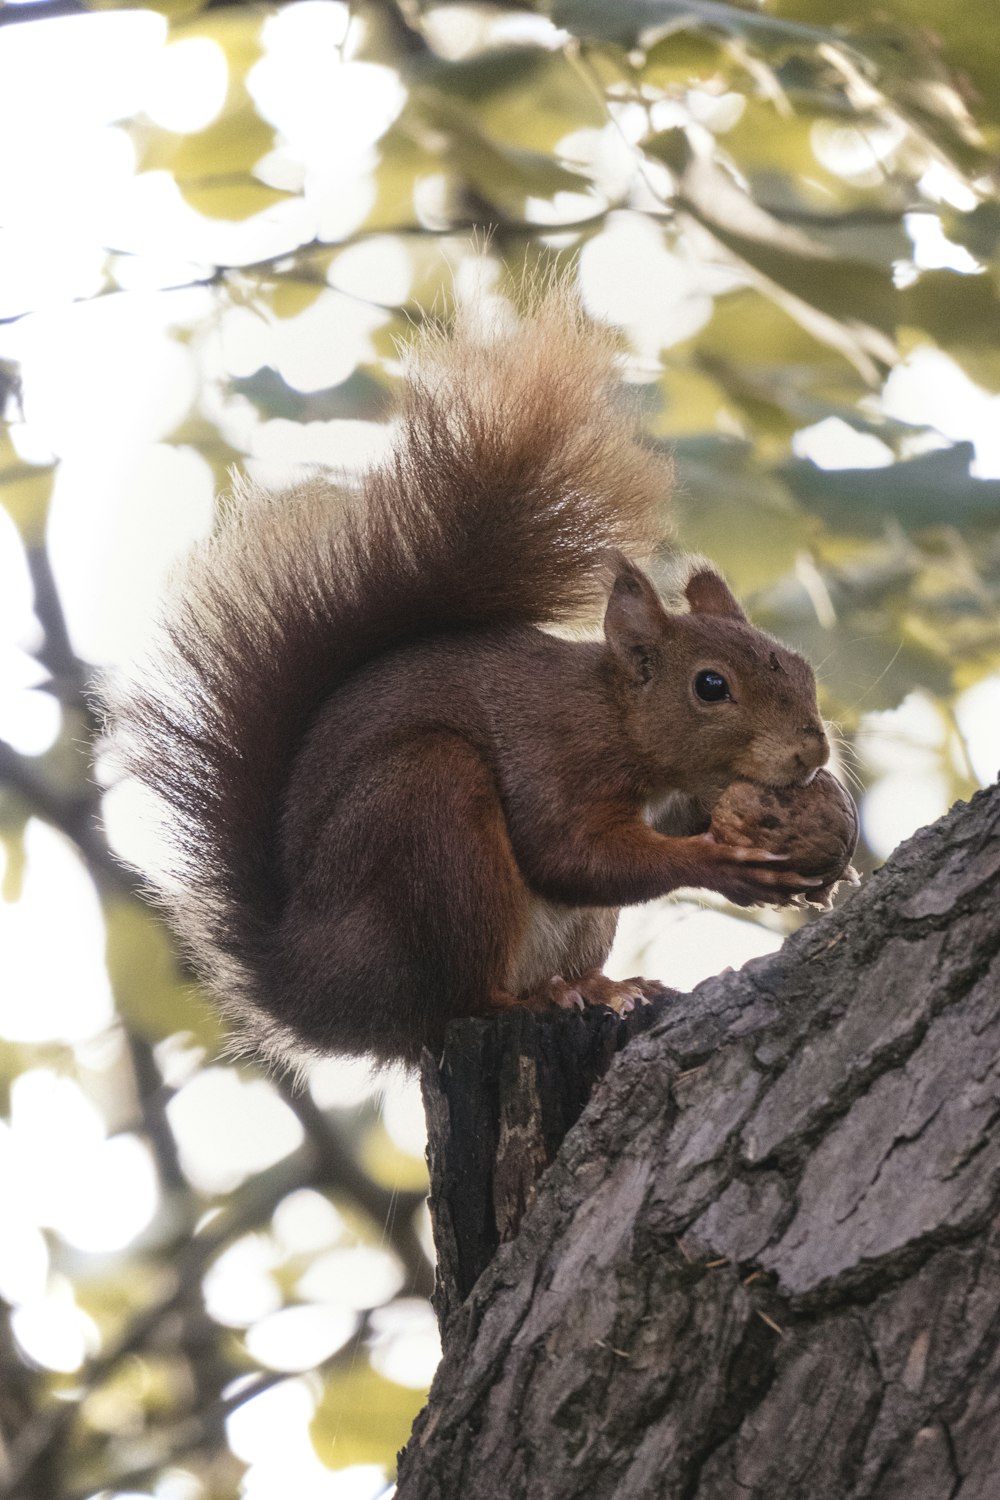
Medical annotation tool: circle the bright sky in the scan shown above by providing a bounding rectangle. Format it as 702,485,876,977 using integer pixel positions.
0,6,998,1496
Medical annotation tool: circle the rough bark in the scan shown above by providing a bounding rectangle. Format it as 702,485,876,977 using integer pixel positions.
400,782,1000,1499
421,995,682,1326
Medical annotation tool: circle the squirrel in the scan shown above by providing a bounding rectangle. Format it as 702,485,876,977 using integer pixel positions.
107,290,830,1068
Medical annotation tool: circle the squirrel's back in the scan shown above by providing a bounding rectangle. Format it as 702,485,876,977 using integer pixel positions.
106,289,672,1060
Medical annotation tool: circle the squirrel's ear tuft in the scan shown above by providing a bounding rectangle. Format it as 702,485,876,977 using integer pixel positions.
684,567,747,622
604,558,668,685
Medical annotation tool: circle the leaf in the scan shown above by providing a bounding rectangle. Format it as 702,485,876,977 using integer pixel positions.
359,1120,428,1192
171,107,276,180
944,201,1000,263
170,5,266,99
0,445,55,546
1,820,27,903
263,279,328,320
231,366,390,423
550,0,841,51
136,8,276,220
690,351,908,444
365,124,431,233
179,178,292,221
311,1363,423,1470
75,1265,177,1353
779,443,1000,533
719,101,912,244
900,270,1000,386
761,610,954,718
696,214,896,336
140,0,210,19
772,0,1000,134
0,1040,29,1117
641,26,726,87
657,365,732,436
104,898,222,1049
422,48,606,154
697,284,846,371
642,127,898,375
412,94,596,212
413,46,548,102
707,223,897,377
386,47,604,225
670,437,813,591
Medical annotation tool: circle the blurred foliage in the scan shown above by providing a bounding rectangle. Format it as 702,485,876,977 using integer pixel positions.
1,0,1000,1496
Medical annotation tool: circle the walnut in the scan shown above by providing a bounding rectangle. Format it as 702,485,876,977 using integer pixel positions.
709,769,859,905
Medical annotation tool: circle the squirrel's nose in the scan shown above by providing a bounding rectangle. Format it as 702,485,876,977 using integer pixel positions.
795,723,830,777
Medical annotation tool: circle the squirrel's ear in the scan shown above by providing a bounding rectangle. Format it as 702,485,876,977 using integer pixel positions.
684,566,748,622
604,558,668,685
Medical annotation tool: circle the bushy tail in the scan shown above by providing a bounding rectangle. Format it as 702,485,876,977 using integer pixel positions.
106,290,671,1043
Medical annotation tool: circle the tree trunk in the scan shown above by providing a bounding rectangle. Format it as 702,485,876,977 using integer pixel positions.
400,782,1000,1499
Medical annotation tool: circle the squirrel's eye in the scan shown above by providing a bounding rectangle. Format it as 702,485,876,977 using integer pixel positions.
694,670,730,703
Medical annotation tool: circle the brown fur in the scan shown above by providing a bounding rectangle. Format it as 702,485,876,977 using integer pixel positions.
105,292,828,1068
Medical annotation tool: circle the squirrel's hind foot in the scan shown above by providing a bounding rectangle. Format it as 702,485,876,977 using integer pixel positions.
544,970,672,1017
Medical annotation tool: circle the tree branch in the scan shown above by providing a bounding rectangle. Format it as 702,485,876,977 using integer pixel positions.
4,1085,432,1496
400,782,1000,1497
0,738,133,895
0,207,624,329
0,1,86,27
279,1082,434,1301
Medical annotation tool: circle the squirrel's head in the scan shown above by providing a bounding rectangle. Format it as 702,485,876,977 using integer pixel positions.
603,556,828,807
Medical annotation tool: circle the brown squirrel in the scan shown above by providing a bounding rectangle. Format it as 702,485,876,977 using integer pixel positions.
108,292,829,1067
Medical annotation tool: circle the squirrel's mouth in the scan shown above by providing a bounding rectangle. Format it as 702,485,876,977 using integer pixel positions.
752,764,821,792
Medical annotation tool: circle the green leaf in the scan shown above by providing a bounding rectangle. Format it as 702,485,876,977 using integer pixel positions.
263,278,328,320
428,49,606,154
140,0,210,19
179,178,292,222
1,820,27,903
944,201,1000,263
311,1363,423,1470
699,219,895,337
231,366,390,423
359,1119,428,1192
771,0,1000,135
371,50,604,231
697,284,850,370
169,6,266,100
104,898,223,1049
901,270,1000,386
172,107,276,180
551,0,840,50
760,611,955,717
135,8,277,220
690,352,908,444
643,126,898,374
0,440,55,546
366,123,433,232
411,94,597,213
413,46,548,102
719,101,913,243
641,26,726,87
779,443,1000,533
670,436,813,592
657,364,732,436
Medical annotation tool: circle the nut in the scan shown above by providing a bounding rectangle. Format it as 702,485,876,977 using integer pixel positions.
709,769,859,896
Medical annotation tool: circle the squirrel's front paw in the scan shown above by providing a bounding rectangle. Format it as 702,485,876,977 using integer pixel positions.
706,774,859,903
690,832,826,908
